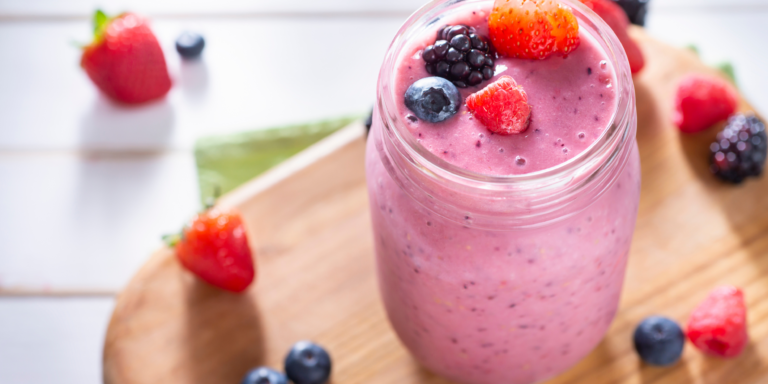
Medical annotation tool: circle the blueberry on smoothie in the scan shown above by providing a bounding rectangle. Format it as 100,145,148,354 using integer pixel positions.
633,316,685,366
241,367,288,384
404,77,461,123
284,341,332,384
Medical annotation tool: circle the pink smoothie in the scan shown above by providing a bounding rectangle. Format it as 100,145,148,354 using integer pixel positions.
393,6,617,176
366,2,640,384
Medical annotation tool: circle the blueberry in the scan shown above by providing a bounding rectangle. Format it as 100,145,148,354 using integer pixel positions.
284,341,332,384
404,77,461,123
633,316,685,366
241,367,288,384
175,32,205,59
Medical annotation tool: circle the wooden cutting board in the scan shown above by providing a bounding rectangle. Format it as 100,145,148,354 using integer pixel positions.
103,28,768,384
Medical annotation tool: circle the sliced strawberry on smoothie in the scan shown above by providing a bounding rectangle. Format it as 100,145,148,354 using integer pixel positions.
80,10,171,104
488,0,581,60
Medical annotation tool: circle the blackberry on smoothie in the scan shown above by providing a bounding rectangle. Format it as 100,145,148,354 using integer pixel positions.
366,1,640,383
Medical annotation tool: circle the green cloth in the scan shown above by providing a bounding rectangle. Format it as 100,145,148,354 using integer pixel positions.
194,115,362,204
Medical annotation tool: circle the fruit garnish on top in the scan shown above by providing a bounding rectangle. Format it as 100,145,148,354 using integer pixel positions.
466,76,531,135
80,10,171,104
404,77,462,123
422,24,496,89
489,0,580,60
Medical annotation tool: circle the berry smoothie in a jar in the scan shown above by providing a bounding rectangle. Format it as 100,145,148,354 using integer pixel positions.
366,0,640,383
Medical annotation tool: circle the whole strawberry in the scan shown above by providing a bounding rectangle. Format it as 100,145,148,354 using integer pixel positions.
170,208,255,293
81,10,171,104
686,286,748,358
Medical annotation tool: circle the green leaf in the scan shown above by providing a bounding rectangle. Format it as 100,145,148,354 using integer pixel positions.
162,233,181,248
93,9,111,39
194,115,363,205
685,44,699,56
715,62,737,86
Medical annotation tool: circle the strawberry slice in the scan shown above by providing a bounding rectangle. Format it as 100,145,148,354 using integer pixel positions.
580,0,645,74
489,0,581,60
80,10,171,104
466,76,531,135
170,208,256,293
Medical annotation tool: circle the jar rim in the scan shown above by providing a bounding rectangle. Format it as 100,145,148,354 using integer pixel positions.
377,0,636,192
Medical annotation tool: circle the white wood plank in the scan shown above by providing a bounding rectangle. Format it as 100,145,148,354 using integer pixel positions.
645,10,768,114
0,18,401,150
0,0,766,18
0,297,114,384
0,0,425,18
0,153,199,291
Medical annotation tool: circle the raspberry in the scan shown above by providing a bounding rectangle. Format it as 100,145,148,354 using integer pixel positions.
488,0,580,60
580,0,645,74
686,286,748,358
466,76,531,135
423,24,496,88
709,114,767,184
673,74,739,133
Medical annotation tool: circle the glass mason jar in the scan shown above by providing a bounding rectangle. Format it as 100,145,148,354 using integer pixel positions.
365,1,640,383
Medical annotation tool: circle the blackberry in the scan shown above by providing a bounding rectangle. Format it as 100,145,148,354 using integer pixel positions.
423,24,496,88
709,113,767,184
610,0,649,26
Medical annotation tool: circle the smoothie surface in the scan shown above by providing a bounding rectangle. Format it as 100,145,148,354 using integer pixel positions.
394,4,618,176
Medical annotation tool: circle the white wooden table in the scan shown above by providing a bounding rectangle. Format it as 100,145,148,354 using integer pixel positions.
0,0,765,382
